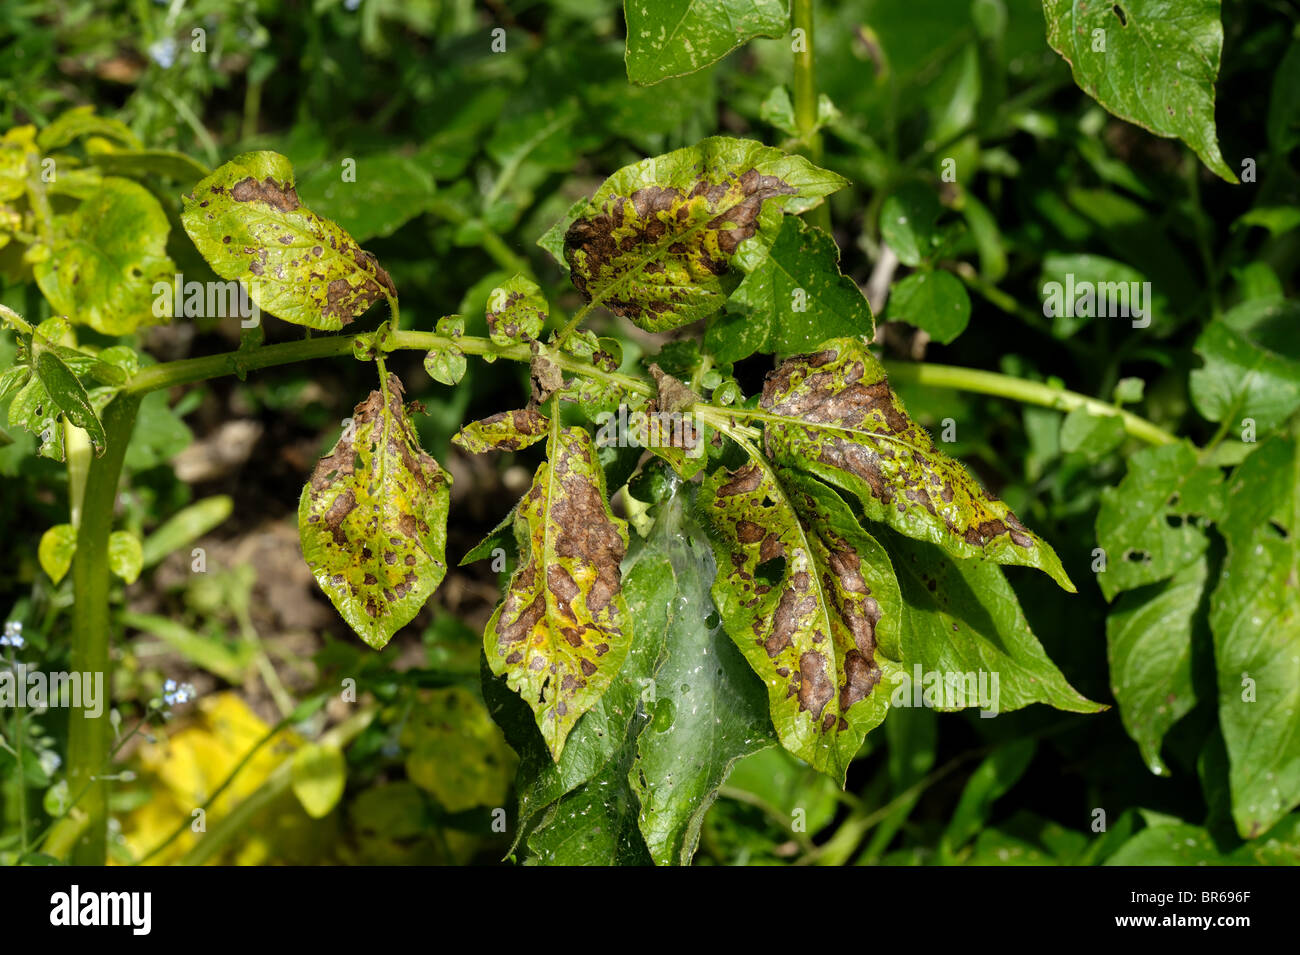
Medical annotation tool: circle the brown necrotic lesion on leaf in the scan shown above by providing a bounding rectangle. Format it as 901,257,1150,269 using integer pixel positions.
452,409,550,454
701,461,897,781
484,424,632,759
563,170,796,333
298,372,451,650
758,338,1074,592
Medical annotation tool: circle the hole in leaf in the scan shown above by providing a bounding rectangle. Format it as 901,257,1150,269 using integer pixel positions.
754,555,786,586
1123,549,1150,563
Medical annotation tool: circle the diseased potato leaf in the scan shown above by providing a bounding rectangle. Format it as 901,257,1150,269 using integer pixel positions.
1094,442,1223,600
452,409,550,454
1042,0,1236,181
298,372,451,650
33,177,174,336
486,274,547,345
1211,435,1300,838
484,423,632,760
482,548,675,848
542,137,846,333
182,151,397,330
701,461,899,782
760,338,1074,591
624,0,790,86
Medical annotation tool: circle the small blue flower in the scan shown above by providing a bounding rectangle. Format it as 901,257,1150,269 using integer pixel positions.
149,38,177,69
163,679,197,706
1,620,23,649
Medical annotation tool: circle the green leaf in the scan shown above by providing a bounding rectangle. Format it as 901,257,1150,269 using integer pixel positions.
1106,815,1300,865
761,338,1074,591
486,274,547,346
38,524,76,585
424,315,466,386
707,216,874,362
291,743,347,819
294,153,438,243
543,137,846,333
86,147,211,185
1059,406,1126,460
140,495,233,568
402,687,514,813
1190,300,1300,436
760,86,841,139
484,423,632,759
524,736,651,865
701,462,899,782
298,372,451,650
1038,253,1165,338
1268,38,1300,154
1211,435,1300,838
880,183,949,268
1094,442,1223,600
107,530,143,584
32,348,106,456
941,739,1036,856
452,409,550,454
181,151,397,331
624,0,790,86
1042,0,1236,181
629,486,775,863
1106,557,1207,775
884,527,1103,715
8,374,65,460
33,177,174,336
121,612,254,684
37,106,140,151
884,269,971,345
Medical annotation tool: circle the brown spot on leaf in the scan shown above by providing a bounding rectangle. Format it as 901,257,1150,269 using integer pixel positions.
230,176,301,212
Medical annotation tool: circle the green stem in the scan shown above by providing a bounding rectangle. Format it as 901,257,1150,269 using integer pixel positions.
68,392,141,865
882,360,1178,446
12,652,27,856
792,0,830,233
553,303,595,349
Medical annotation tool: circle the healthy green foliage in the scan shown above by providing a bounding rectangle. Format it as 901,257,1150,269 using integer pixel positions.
624,0,790,86
707,216,875,360
1042,0,1236,181
1212,436,1300,837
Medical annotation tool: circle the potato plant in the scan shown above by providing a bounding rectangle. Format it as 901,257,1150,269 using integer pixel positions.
0,0,1296,869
